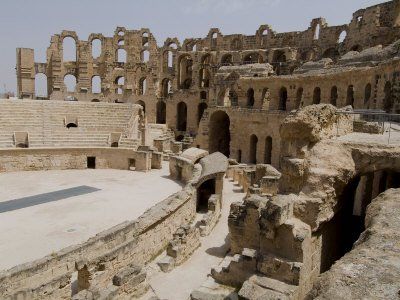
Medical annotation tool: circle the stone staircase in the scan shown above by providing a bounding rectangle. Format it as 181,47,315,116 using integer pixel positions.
0,99,140,149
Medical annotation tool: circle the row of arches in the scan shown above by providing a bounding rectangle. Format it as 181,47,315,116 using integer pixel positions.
248,135,273,165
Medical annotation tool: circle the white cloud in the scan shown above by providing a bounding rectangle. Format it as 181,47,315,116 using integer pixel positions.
180,0,282,15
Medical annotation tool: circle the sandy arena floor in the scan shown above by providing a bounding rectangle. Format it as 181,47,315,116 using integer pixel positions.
0,164,182,271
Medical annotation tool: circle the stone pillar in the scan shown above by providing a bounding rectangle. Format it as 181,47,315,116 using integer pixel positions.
16,48,35,99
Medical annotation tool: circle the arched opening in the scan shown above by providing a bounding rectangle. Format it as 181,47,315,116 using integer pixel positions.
91,39,102,58
139,78,147,95
199,68,211,88
136,100,146,114
346,85,355,107
117,49,127,63
166,51,173,68
66,122,78,129
142,50,150,63
384,81,393,113
178,55,193,89
264,136,272,164
111,142,119,148
313,87,321,104
176,102,187,131
247,88,255,107
63,37,76,61
249,134,258,164
156,100,166,124
197,102,208,124
314,24,320,40
320,169,400,272
161,78,172,97
197,179,216,213
322,48,340,61
142,32,149,47
330,86,338,106
351,45,362,52
35,73,48,99
118,39,125,46
364,83,372,106
91,76,101,94
261,88,270,110
211,32,218,48
209,111,230,157
64,74,77,92
296,88,303,109
243,53,261,64
221,54,233,66
273,50,286,75
338,31,347,43
115,76,124,95
279,87,288,111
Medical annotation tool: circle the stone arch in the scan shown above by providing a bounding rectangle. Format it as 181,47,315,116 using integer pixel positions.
199,68,211,88
197,179,215,212
198,102,208,124
117,49,127,63
161,78,172,97
247,88,255,107
330,86,338,106
338,30,347,43
384,81,393,113
141,50,150,63
176,102,187,131
313,87,321,104
178,54,193,89
221,54,233,65
249,134,258,164
364,83,372,106
261,88,270,109
63,36,76,61
35,73,48,98
136,100,146,114
64,74,77,92
243,52,261,64
296,87,303,109
139,77,147,95
91,39,102,58
264,136,272,164
279,87,288,111
322,48,340,61
156,100,166,124
91,76,101,94
209,111,230,157
346,85,355,107
115,76,125,95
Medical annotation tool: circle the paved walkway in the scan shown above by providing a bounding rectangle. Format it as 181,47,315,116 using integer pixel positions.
141,178,245,300
0,163,181,271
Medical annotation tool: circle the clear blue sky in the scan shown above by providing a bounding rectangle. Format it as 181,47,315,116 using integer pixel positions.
0,0,384,94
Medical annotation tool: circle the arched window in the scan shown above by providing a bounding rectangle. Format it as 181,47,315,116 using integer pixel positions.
142,50,150,63
161,78,172,98
63,37,76,61
264,136,272,164
247,88,255,107
364,83,371,106
338,31,347,43
139,78,147,95
296,88,303,109
330,86,338,106
117,49,127,63
64,74,77,92
35,73,48,98
178,55,193,89
346,85,355,107
91,76,101,94
249,134,258,164
118,39,125,46
313,87,321,104
91,39,102,58
279,87,288,111
116,76,124,95
142,32,149,47
261,88,270,110
221,54,233,66
136,100,146,114
314,24,320,40
199,68,211,88
167,51,173,68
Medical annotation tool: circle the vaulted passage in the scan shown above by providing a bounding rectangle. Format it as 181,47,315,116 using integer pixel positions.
320,169,400,273
197,179,215,213
249,134,258,164
209,111,230,157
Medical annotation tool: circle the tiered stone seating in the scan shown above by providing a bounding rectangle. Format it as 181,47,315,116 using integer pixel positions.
0,99,139,149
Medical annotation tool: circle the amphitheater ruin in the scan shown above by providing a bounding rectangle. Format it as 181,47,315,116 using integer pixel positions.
0,0,400,299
